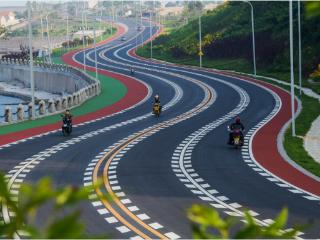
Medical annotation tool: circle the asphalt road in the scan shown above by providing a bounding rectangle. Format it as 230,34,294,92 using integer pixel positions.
0,18,319,239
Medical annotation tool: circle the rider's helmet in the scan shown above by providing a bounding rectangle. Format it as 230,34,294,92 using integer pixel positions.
235,117,241,124
155,94,159,100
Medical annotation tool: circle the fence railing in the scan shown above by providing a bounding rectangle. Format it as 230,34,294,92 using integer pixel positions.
0,59,101,125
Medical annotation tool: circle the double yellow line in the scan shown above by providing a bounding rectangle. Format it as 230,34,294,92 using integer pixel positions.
93,83,213,239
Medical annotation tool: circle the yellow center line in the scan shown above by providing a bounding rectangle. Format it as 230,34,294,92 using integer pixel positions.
93,82,213,239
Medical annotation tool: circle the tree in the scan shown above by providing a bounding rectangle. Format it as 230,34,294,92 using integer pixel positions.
0,26,7,37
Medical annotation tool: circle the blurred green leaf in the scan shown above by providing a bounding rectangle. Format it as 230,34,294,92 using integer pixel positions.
45,211,84,239
188,204,301,239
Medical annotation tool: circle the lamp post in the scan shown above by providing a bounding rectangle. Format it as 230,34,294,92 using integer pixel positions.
27,1,35,119
289,0,296,137
298,0,302,95
199,15,202,68
243,0,256,76
100,9,103,42
150,9,152,59
140,0,143,46
93,28,98,81
66,15,69,51
81,12,86,72
45,15,52,64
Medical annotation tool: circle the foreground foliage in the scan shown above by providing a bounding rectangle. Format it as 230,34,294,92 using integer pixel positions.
0,172,106,238
0,171,302,239
188,204,300,239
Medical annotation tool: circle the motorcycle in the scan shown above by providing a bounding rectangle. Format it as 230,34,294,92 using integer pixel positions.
228,127,243,148
61,117,72,136
153,103,161,118
130,67,135,75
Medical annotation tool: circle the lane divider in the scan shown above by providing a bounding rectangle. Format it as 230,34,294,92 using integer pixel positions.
171,77,305,236
1,75,182,232
87,80,216,239
120,40,320,199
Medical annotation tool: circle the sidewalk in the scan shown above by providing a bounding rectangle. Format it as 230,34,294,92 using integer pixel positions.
304,116,320,163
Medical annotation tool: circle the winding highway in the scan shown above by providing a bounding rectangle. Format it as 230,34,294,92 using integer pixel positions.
1,18,319,239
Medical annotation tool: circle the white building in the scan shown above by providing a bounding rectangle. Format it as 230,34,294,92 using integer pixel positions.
0,11,19,27
88,0,98,9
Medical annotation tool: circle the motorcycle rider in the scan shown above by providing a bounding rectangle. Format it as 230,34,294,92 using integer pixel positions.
153,94,162,112
62,109,73,131
228,117,245,145
130,65,135,75
154,94,160,104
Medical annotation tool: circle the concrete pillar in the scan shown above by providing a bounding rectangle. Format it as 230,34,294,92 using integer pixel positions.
67,95,73,107
28,102,34,120
85,88,89,98
55,99,62,111
48,99,56,113
4,106,13,123
76,92,81,104
17,104,24,121
62,97,68,109
73,93,78,105
39,100,46,115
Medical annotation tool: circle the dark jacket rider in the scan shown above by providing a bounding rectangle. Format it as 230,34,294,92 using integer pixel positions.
228,117,245,144
153,94,162,112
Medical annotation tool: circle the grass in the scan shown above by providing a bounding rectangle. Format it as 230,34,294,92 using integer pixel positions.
284,93,320,177
136,45,320,178
137,44,320,95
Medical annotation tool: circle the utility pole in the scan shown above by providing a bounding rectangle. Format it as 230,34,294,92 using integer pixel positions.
289,0,296,137
93,28,98,81
150,9,152,59
82,12,86,72
66,15,69,51
242,1,256,76
45,15,52,64
298,0,302,95
27,1,35,119
140,0,143,45
40,17,44,43
100,9,103,41
199,15,202,68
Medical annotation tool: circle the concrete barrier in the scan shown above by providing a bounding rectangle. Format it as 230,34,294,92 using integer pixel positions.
48,99,55,113
4,106,12,123
17,104,24,121
0,60,101,125
27,102,33,120
39,100,46,115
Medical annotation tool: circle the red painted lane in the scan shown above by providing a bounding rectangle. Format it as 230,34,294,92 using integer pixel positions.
130,39,320,195
0,24,148,147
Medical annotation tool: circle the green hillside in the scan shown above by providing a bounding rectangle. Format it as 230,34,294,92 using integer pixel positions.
138,1,320,93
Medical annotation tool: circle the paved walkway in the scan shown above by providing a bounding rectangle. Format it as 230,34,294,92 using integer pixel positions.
304,115,320,163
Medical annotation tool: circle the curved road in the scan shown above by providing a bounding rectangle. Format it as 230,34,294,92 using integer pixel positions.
0,18,319,238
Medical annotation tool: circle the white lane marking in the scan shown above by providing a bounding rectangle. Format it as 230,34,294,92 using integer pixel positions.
82,72,216,238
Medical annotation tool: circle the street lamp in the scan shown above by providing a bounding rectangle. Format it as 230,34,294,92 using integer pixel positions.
27,1,35,119
66,15,69,51
45,15,52,64
93,28,98,81
298,0,302,95
150,8,153,59
242,0,256,76
81,12,86,72
199,14,202,68
289,0,296,136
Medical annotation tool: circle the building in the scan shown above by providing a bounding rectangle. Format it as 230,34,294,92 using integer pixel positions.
0,11,19,27
88,0,98,9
